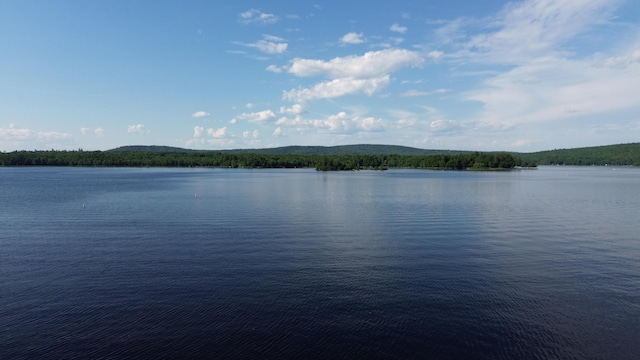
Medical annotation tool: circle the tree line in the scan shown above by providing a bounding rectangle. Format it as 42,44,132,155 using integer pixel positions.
518,143,640,166
0,150,533,170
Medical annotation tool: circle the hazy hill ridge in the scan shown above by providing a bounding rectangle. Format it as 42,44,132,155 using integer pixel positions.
2,143,639,167
110,144,470,156
110,143,640,166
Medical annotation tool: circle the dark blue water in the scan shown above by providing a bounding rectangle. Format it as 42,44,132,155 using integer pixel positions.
1,167,639,359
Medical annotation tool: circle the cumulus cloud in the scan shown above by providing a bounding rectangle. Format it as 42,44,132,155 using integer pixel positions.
279,103,306,115
128,124,150,134
207,127,227,138
240,9,278,24
282,49,424,102
193,126,204,138
340,32,365,44
288,48,423,79
186,127,235,148
274,111,386,134
94,128,105,137
192,111,210,118
232,109,277,123
272,127,283,137
80,127,90,135
309,112,385,133
390,23,407,34
429,119,465,134
251,40,288,54
283,76,391,102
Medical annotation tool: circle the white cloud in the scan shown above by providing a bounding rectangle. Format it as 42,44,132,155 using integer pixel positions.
466,55,640,128
283,49,424,102
427,50,444,60
461,0,619,64
429,119,465,134
266,64,284,73
279,103,305,115
400,88,450,97
245,103,254,109
417,0,640,149
272,127,283,137
240,9,278,24
275,111,386,134
275,115,306,127
193,126,204,138
243,130,259,139
283,76,391,102
192,111,210,118
236,34,288,54
592,45,640,68
310,112,385,133
232,109,277,123
80,127,89,135
251,40,288,54
207,127,227,138
390,23,407,34
340,32,365,44
94,128,105,137
359,117,385,132
288,48,423,79
263,34,285,42
128,124,150,134
318,111,350,132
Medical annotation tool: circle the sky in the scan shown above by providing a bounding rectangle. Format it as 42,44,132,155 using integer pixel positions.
1,0,639,152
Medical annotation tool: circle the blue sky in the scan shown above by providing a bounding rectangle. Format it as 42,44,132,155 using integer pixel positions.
1,0,639,152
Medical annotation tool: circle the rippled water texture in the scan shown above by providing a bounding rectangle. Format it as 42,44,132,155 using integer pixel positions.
1,167,639,359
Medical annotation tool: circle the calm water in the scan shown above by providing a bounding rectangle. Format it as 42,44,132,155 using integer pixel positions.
1,166,639,359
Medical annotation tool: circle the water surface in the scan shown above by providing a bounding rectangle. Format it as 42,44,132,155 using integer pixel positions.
1,167,639,359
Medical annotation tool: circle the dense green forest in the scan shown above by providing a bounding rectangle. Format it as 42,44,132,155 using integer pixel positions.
110,142,640,166
2,142,638,169
0,150,530,170
517,143,640,166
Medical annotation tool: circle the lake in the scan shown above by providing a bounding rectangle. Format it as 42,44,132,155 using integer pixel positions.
1,166,639,359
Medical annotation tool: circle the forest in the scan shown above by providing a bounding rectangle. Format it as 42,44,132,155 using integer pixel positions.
3,142,639,169
517,143,640,166
0,150,531,171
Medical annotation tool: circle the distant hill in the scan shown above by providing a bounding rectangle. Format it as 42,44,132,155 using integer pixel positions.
517,142,640,166
108,142,640,166
109,145,196,153
224,144,469,156
109,144,468,156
